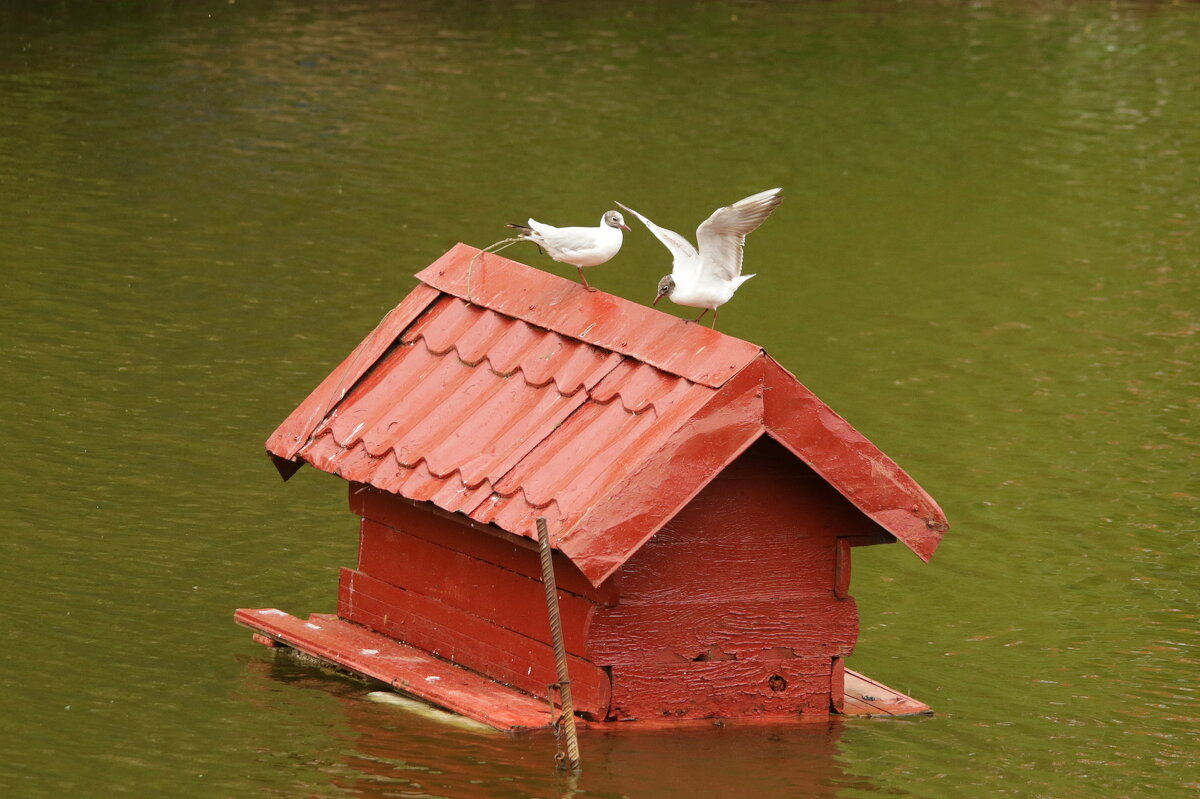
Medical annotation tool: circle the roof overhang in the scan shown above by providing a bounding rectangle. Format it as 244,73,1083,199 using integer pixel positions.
264,245,947,585
761,356,947,562
555,355,948,583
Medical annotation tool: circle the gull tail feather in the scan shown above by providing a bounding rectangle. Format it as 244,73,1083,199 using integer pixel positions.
505,223,534,235
735,273,756,287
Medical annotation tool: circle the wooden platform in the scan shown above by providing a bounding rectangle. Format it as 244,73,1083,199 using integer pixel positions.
235,608,930,732
841,669,932,717
235,608,554,732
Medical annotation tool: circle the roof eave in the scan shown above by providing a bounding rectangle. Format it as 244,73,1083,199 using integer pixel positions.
760,356,948,561
264,283,442,461
269,452,304,481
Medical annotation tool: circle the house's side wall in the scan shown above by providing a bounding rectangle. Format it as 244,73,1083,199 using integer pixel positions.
589,437,879,721
337,484,613,718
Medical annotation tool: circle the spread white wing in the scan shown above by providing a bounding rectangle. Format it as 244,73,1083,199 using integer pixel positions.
694,188,783,282
615,201,700,281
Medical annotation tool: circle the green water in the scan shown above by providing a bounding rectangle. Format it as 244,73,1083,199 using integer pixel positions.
2,1,1196,797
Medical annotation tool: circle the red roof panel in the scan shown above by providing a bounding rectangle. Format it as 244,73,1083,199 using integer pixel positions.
268,246,947,584
267,283,442,463
415,244,763,388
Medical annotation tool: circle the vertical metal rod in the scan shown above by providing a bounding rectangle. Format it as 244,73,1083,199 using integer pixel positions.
536,517,581,773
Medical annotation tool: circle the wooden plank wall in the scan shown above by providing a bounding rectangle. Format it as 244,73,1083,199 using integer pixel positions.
340,485,613,718
589,438,863,721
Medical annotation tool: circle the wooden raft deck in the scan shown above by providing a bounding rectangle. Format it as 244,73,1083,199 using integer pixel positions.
235,608,930,732
235,608,555,732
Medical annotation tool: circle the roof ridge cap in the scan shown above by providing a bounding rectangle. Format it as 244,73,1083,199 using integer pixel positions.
415,244,764,389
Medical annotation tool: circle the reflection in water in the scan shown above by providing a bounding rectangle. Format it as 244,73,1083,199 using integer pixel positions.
2,1,1198,797
236,657,856,798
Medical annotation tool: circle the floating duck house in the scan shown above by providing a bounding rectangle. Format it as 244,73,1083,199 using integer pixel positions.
236,243,949,731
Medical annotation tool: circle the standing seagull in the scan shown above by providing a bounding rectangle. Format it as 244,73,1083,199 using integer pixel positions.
475,210,630,291
617,188,783,328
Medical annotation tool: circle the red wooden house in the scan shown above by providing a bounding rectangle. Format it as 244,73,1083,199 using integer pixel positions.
236,244,948,731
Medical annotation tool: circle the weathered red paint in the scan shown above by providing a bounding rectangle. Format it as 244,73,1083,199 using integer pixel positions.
337,568,612,717
589,438,860,721
251,632,279,648
416,243,763,387
235,605,926,731
351,483,618,605
830,656,846,713
356,519,598,657
267,283,442,466
761,358,948,562
834,538,852,600
267,245,946,582
234,608,555,731
242,245,947,730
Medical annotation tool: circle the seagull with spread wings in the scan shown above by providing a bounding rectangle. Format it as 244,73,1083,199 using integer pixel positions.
617,188,783,328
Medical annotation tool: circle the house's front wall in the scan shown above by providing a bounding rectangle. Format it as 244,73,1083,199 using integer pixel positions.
589,436,882,721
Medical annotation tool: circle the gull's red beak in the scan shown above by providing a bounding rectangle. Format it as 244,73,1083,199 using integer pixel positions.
620,223,631,232
653,293,664,306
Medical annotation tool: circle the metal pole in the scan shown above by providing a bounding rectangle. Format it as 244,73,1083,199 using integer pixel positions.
536,517,581,773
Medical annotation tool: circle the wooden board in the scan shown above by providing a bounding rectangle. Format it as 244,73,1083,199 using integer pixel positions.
589,597,858,666
834,538,852,600
830,656,845,713
607,658,832,721
839,669,932,716
616,528,842,605
356,518,598,656
234,608,555,732
338,568,612,718
351,484,617,605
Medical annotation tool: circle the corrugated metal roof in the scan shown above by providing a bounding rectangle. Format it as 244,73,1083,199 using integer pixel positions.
267,245,947,585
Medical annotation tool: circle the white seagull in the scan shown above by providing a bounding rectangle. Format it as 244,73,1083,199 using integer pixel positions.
475,210,630,291
617,188,783,328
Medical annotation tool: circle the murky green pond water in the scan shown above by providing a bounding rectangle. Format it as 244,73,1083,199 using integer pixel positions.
2,1,1196,797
